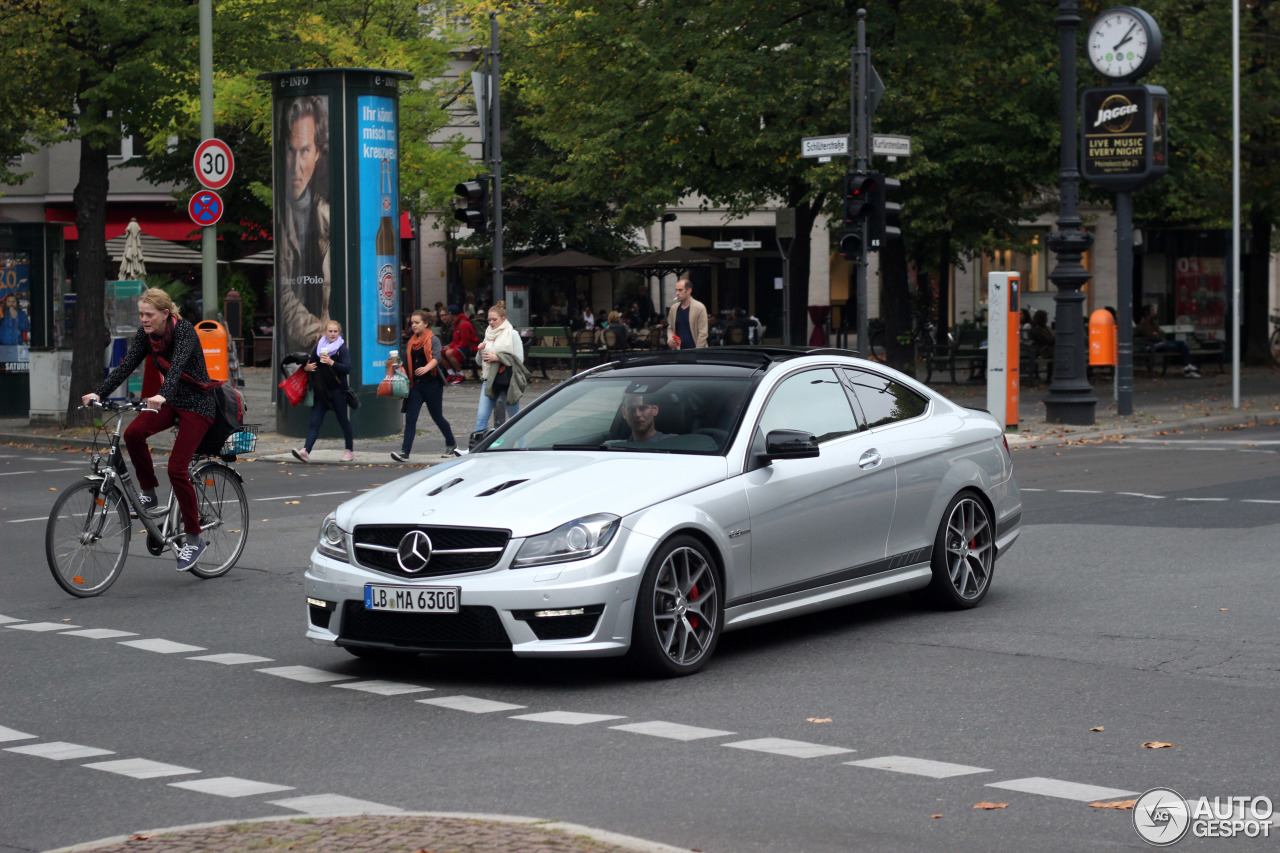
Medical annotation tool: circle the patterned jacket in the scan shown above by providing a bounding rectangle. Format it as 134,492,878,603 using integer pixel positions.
95,319,217,420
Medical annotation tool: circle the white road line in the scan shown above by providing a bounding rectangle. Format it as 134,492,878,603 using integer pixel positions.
510,711,627,725
1122,438,1280,445
6,517,47,523
83,758,199,779
846,756,990,778
61,628,139,640
5,742,115,760
1176,497,1229,502
609,721,736,741
417,696,527,714
305,491,351,497
1020,488,1044,492
1115,492,1165,499
0,470,38,476
333,680,433,696
188,653,274,665
0,615,25,624
0,726,35,742
1058,489,1103,494
252,495,303,502
1241,499,1280,504
986,777,1137,802
169,777,295,797
118,638,206,654
41,467,82,473
724,738,854,759
269,794,403,815
7,622,80,632
256,665,355,684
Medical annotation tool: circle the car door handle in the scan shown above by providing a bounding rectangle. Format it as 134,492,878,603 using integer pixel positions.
859,450,882,469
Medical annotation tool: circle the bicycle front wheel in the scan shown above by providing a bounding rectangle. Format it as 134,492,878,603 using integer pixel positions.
867,329,887,362
185,463,249,579
1270,328,1280,368
46,480,131,597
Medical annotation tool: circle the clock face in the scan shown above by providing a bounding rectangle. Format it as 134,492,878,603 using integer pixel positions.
1087,8,1156,79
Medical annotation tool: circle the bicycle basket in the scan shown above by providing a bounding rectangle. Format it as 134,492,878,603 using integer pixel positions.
223,424,259,455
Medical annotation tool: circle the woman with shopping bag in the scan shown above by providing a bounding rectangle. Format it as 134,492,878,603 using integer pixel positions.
390,310,460,462
474,301,529,433
291,321,355,463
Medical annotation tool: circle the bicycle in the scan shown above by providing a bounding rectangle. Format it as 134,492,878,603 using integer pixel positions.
868,313,938,377
1270,312,1280,368
45,399,254,597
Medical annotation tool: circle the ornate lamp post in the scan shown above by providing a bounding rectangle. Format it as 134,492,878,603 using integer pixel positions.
1044,0,1098,425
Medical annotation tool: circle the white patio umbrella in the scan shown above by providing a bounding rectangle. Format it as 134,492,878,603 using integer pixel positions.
117,218,147,280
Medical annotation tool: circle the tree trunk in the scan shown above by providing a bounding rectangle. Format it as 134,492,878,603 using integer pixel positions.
1243,211,1272,365
786,199,819,346
936,231,952,344
880,236,913,373
66,136,110,427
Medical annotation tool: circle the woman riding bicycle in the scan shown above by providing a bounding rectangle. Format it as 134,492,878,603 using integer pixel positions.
81,288,217,571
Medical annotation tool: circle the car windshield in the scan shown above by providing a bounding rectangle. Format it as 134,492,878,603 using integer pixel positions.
482,375,753,454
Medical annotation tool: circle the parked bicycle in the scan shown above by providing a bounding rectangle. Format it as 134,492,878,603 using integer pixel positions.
45,399,254,597
868,313,938,372
1270,312,1280,368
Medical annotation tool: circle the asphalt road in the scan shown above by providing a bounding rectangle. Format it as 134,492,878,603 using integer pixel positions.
1,430,1277,853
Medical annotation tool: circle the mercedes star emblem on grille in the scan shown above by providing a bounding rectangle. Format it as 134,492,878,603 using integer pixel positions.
396,530,433,573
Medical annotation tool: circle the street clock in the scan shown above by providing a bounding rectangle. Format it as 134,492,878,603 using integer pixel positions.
1086,6,1162,82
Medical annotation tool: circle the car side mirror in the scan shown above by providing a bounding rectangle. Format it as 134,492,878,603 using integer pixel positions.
763,429,819,461
468,428,494,451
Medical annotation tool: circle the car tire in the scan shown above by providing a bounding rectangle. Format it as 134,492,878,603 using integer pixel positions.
924,491,994,609
629,535,723,677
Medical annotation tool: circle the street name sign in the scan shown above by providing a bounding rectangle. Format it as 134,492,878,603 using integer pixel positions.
713,240,762,251
801,135,850,158
193,138,235,190
872,134,912,157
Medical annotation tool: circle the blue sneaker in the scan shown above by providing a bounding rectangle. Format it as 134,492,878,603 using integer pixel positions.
175,539,207,572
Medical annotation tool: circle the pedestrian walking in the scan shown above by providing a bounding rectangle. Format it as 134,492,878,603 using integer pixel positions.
474,301,529,433
391,310,460,462
666,278,708,349
292,320,354,463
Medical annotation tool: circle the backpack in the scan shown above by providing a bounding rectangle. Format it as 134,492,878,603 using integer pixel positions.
196,383,247,456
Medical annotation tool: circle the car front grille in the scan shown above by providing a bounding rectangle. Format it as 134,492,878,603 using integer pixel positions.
339,601,511,650
352,525,509,578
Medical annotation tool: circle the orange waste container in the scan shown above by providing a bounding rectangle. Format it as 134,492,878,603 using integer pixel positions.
194,320,230,381
1088,309,1116,366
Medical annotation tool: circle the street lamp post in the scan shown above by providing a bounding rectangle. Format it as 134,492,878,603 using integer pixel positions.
658,212,677,319
1043,0,1098,425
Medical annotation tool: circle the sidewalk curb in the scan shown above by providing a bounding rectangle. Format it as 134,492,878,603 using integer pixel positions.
42,811,696,853
1005,410,1266,447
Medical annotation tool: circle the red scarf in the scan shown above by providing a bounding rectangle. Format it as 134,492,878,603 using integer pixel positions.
406,328,434,386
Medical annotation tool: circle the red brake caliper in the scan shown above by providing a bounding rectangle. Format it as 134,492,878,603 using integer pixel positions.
687,584,700,629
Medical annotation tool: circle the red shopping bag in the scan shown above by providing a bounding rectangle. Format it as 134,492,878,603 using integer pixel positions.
278,368,308,406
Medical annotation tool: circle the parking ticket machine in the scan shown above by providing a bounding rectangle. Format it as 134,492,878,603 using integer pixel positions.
985,272,1020,431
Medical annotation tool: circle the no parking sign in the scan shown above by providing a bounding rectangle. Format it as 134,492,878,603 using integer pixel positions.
188,190,224,227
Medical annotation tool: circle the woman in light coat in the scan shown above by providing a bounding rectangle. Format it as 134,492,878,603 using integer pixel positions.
474,301,528,433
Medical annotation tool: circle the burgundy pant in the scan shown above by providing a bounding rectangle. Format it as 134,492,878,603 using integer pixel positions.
124,404,213,536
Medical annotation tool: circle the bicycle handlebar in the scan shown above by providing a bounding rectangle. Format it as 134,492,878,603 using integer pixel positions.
80,399,155,414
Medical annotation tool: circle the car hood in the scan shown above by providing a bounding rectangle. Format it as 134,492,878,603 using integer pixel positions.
335,452,729,537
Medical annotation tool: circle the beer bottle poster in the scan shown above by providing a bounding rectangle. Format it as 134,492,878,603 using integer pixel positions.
357,94,400,385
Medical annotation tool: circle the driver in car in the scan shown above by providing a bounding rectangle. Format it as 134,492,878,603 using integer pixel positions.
618,393,667,443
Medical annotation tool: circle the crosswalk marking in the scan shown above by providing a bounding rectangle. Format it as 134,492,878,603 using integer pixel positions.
118,638,206,654
169,777,295,797
256,665,355,684
61,628,139,639
8,622,80,632
270,794,403,815
724,738,854,759
5,742,115,760
333,680,433,696
6,517,47,523
83,758,199,779
0,615,25,624
417,695,526,714
0,725,35,742
188,653,274,665
846,755,990,778
986,777,1137,802
510,711,627,725
609,721,736,741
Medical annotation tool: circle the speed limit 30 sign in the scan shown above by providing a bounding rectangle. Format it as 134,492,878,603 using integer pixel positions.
193,138,235,190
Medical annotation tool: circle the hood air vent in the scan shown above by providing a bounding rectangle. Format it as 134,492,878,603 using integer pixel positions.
476,479,529,497
427,478,464,497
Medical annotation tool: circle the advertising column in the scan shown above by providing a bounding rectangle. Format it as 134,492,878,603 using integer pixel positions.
262,68,411,438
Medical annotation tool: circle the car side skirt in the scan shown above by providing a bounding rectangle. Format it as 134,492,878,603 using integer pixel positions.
723,561,933,632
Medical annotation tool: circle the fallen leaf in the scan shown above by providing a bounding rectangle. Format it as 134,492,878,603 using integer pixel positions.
129,834,157,840
807,717,833,723
973,802,1007,810
1142,741,1175,749
1090,726,1105,732
49,487,57,491
1219,608,1229,612
285,500,300,505
930,814,943,819
1091,799,1136,810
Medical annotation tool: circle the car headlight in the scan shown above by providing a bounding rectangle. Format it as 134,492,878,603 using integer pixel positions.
512,514,620,568
316,512,350,562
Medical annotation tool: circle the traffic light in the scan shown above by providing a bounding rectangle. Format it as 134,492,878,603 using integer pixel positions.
840,171,876,260
454,175,490,234
868,173,902,252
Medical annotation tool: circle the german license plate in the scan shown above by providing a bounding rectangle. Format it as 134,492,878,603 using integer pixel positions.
363,584,459,613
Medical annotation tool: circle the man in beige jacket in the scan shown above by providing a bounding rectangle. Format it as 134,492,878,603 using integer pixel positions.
666,278,708,349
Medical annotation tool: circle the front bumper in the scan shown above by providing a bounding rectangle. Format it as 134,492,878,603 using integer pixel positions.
304,525,657,658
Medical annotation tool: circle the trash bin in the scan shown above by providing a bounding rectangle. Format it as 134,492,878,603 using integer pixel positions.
195,320,230,381
1088,309,1116,366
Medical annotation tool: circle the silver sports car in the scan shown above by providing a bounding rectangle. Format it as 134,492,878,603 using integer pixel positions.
305,348,1021,676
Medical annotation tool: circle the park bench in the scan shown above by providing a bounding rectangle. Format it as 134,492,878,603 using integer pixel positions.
927,326,986,384
524,325,577,378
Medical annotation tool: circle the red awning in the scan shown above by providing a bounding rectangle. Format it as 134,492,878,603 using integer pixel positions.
47,204,200,242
